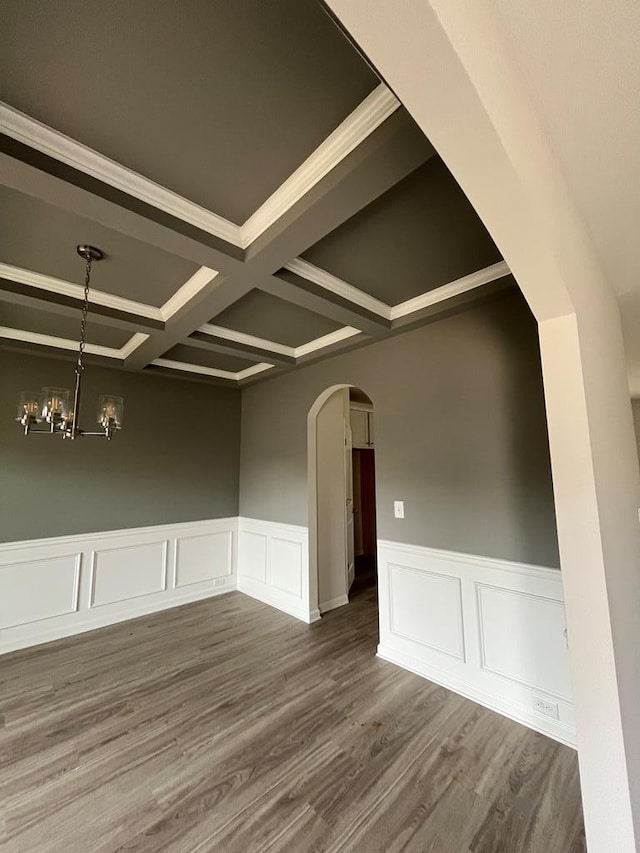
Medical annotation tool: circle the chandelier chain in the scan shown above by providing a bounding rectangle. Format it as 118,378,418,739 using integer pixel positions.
76,256,92,377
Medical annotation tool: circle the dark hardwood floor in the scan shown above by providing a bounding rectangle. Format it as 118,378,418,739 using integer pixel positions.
0,575,585,852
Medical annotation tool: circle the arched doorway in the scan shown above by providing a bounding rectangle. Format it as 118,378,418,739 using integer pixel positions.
307,384,377,618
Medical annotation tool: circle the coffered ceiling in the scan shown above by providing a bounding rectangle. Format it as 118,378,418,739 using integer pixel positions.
0,0,513,387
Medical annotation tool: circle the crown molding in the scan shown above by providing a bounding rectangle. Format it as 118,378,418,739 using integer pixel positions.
240,84,400,248
0,260,220,325
0,326,123,359
119,332,150,359
284,257,391,319
287,257,511,324
199,321,361,360
0,262,163,321
0,102,243,247
159,267,218,321
151,358,274,382
295,325,361,357
389,260,511,320
0,84,400,253
236,363,276,380
199,323,295,358
0,326,149,361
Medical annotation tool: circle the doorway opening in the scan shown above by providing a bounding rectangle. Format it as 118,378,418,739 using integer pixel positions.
349,388,378,599
307,385,377,618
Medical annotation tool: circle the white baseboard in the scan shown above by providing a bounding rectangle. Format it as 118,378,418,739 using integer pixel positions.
0,518,238,655
377,644,575,747
237,517,317,623
319,594,349,614
377,539,575,746
237,578,318,624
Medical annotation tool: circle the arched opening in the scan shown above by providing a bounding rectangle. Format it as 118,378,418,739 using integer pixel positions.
307,384,377,619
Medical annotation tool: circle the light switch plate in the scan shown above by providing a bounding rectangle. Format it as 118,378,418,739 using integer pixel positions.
394,500,405,519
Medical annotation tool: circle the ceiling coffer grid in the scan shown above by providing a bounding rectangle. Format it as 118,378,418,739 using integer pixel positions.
0,6,510,386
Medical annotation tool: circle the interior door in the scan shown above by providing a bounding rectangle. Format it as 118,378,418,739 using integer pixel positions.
344,420,355,591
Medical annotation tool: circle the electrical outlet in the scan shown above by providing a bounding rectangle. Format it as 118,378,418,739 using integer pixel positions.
532,696,559,719
394,500,405,519
213,577,227,588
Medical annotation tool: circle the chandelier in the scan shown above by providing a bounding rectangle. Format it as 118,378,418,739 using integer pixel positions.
16,245,124,440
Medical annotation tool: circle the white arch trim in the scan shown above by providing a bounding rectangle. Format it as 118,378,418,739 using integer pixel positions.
325,3,640,850
307,383,376,617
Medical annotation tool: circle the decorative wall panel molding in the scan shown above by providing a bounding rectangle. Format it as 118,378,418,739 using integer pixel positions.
237,518,318,623
0,518,237,655
0,519,573,747
0,552,81,630
89,540,169,607
377,540,575,746
388,563,465,661
174,529,233,589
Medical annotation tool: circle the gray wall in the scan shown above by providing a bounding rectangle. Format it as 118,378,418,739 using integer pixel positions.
0,351,241,541
240,292,560,568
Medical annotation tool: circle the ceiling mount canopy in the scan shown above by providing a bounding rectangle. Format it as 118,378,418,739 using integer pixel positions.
16,244,123,441
76,244,104,264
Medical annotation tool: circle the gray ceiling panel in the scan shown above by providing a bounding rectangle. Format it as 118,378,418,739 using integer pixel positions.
302,157,503,305
0,0,378,224
162,345,257,374
213,290,342,348
0,303,132,349
0,186,198,307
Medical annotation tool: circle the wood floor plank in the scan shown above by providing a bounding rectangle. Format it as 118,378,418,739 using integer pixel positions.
0,576,585,852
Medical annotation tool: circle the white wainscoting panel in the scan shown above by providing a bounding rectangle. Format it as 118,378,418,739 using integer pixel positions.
389,564,464,661
377,540,575,746
269,537,303,597
90,541,168,607
476,583,572,701
0,518,237,655
175,530,233,589
0,552,81,629
237,518,317,623
239,531,267,583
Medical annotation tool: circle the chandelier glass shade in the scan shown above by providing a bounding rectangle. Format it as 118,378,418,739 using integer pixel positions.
15,245,124,441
